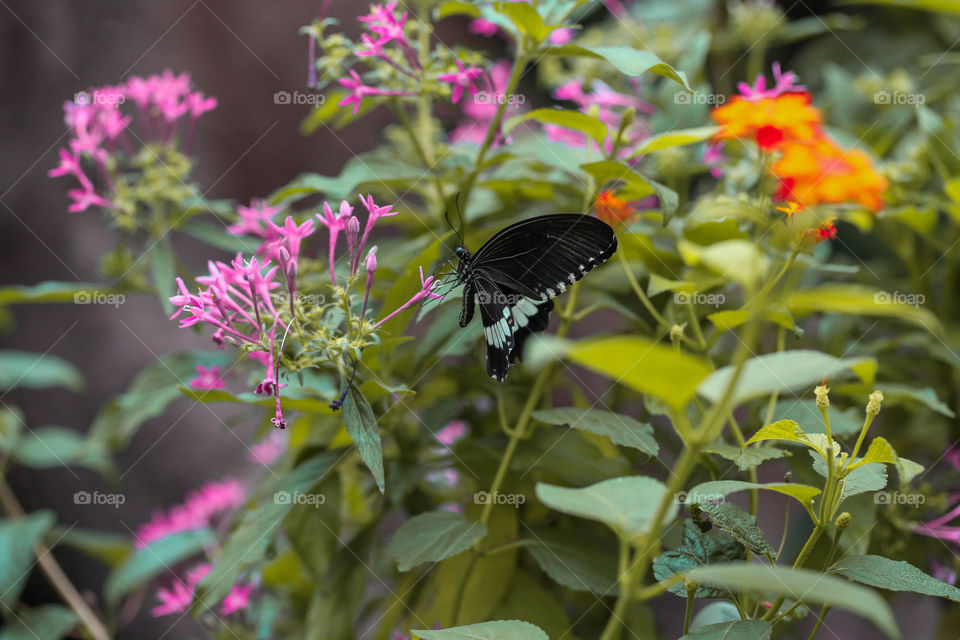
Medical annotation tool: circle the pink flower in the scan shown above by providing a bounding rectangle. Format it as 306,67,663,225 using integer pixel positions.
228,199,284,237
436,420,467,446
437,60,484,104
67,185,113,213
316,199,354,286
359,1,408,46
268,216,315,265
135,479,245,548
449,61,522,146
548,27,574,45
703,142,726,179
189,364,225,390
374,266,443,328
248,429,287,466
337,69,415,115
356,194,398,273
736,62,805,101
152,563,252,617
468,18,499,37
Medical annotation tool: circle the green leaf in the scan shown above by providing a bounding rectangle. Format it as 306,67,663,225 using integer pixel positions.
653,520,746,598
784,285,941,335
704,442,788,470
678,240,770,288
434,1,481,19
524,528,619,595
840,462,888,499
0,281,110,306
0,351,83,392
149,235,175,315
876,384,955,418
341,386,385,492
51,526,130,567
698,502,774,556
387,511,487,572
0,511,55,610
505,109,608,145
531,407,658,455
685,481,821,509
495,1,550,41
773,399,863,436
179,386,336,415
849,437,898,470
831,554,960,602
192,451,342,614
0,605,78,640
413,620,548,640
11,426,114,477
679,620,772,640
687,564,900,638
631,126,719,156
698,350,876,406
536,476,676,542
553,45,692,91
105,529,215,607
488,570,575,640
745,419,814,448
897,457,924,484
580,160,678,211
565,336,711,410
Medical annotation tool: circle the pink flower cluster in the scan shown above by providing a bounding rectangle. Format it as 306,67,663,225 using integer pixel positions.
546,80,654,158
736,62,805,102
152,562,252,617
914,448,960,548
49,70,216,213
172,193,442,423
135,478,244,549
449,61,524,146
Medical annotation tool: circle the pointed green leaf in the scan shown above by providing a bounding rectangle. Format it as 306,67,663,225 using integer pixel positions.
687,564,900,638
532,407,658,455
565,336,711,410
848,437,898,471
744,420,816,450
537,476,676,542
0,351,83,393
524,528,619,595
679,620,772,640
897,457,924,484
387,511,487,572
705,442,789,470
552,45,692,90
831,555,960,602
631,126,720,156
342,386,385,492
505,109,608,145
0,605,78,640
784,285,941,335
698,350,877,406
698,502,775,556
0,511,56,610
685,480,821,508
413,620,548,640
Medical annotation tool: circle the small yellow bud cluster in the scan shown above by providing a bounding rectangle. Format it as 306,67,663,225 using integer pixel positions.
866,390,884,417
835,512,851,533
670,324,685,345
814,384,830,410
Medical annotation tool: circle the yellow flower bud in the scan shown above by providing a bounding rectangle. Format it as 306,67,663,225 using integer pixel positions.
866,390,884,417
835,512,851,533
814,384,830,410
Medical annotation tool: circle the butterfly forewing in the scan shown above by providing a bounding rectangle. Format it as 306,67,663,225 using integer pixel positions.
456,214,617,381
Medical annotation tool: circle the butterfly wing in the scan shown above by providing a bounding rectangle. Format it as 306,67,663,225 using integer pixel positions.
472,214,617,302
473,275,516,381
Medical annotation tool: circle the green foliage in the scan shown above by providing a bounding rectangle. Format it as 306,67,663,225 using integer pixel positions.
0,512,55,612
830,555,960,602
653,519,746,598
0,351,84,392
388,511,487,572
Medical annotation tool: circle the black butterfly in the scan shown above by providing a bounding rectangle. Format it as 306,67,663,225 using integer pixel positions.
451,214,618,382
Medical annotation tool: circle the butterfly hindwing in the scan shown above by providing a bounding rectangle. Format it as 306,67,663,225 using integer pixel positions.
474,275,515,381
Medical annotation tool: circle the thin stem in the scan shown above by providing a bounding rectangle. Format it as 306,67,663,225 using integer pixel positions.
617,251,701,350
0,474,111,640
683,586,695,635
806,606,831,640
847,413,876,465
599,539,633,640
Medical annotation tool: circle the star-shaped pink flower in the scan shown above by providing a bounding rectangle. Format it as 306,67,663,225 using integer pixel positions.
437,60,484,104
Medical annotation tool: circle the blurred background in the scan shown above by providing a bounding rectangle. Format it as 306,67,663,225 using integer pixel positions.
0,0,947,638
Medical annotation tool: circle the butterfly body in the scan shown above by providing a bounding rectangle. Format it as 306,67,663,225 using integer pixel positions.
453,214,617,381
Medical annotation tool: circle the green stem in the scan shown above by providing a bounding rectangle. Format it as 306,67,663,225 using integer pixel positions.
617,250,701,350
599,539,633,640
847,413,876,465
683,586,695,635
806,606,831,640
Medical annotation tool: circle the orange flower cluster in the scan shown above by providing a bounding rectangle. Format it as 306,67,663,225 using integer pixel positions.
711,70,887,213
595,190,634,226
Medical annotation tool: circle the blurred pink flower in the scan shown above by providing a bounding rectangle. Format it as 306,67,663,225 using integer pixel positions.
436,420,467,446
737,62,805,101
248,429,287,466
549,27,574,45
437,60,484,104
374,267,443,328
338,69,416,115
449,61,522,146
703,142,726,178
228,199,284,238
135,479,245,548
152,562,253,617
189,364,225,390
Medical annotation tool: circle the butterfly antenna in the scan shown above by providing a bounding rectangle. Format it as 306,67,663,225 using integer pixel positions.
329,356,360,411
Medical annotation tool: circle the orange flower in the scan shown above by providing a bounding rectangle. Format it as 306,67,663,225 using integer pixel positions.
595,190,633,225
772,137,887,211
712,93,822,149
